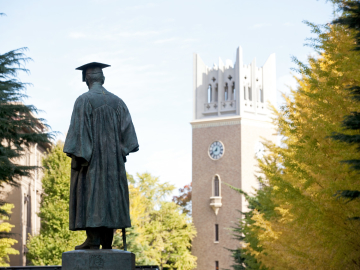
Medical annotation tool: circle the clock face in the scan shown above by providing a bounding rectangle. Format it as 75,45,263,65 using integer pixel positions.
209,141,224,160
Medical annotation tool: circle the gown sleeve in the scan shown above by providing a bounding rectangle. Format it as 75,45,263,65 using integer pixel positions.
63,95,93,162
117,100,139,159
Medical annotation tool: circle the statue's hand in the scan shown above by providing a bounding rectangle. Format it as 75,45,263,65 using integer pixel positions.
71,156,88,170
81,161,89,166
71,157,82,170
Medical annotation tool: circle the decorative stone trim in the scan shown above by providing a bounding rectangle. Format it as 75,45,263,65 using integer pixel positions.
210,196,222,215
191,116,273,129
191,120,241,129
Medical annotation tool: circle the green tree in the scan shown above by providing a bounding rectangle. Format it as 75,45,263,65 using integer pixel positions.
224,183,273,270
26,142,85,265
113,226,155,266
331,1,360,214
135,172,175,211
0,203,19,266
113,173,159,266
113,173,176,266
143,201,197,270
113,173,196,269
0,46,53,189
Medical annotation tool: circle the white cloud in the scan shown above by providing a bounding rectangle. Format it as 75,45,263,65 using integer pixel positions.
91,0,115,3
154,37,178,44
69,32,87,39
123,3,156,10
115,31,161,38
283,22,293,27
183,38,197,43
77,50,126,63
154,37,197,44
163,18,175,23
252,23,271,29
68,30,162,40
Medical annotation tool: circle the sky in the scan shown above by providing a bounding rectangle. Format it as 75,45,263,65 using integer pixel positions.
1,0,335,192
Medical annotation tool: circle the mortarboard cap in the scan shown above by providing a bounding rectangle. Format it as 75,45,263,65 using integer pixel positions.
76,62,111,82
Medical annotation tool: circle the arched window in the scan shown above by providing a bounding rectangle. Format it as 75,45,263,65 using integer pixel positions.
215,84,218,102
248,86,252,101
244,86,247,100
224,83,228,101
232,82,235,100
214,176,220,196
259,88,264,103
207,85,212,103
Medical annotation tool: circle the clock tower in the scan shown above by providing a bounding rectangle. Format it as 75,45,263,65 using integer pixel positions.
191,47,277,270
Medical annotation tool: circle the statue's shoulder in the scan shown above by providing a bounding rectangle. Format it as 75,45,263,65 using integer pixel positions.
116,97,131,112
74,92,90,105
80,92,91,98
103,89,128,109
117,97,127,107
104,89,120,100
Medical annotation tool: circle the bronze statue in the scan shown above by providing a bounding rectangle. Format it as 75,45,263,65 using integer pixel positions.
63,62,139,250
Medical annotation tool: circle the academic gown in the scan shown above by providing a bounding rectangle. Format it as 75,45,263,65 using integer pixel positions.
63,85,139,230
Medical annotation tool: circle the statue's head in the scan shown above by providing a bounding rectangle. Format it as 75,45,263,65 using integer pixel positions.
85,67,105,86
75,62,111,87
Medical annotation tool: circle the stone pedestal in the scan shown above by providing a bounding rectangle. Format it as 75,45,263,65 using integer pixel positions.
62,249,135,270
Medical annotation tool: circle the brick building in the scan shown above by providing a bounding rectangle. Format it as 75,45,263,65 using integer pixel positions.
191,47,277,270
2,140,49,265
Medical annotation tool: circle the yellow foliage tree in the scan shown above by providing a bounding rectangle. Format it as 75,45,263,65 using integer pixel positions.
113,175,156,265
242,5,360,270
113,173,196,270
142,202,197,270
0,204,19,266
